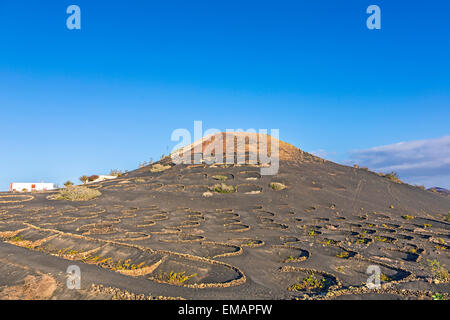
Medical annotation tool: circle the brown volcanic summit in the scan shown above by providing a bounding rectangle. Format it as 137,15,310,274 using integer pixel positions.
0,134,449,300
172,131,321,164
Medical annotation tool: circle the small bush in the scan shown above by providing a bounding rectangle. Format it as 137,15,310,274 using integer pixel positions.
428,259,449,282
160,271,197,284
336,251,350,259
150,164,171,173
110,169,122,177
270,182,286,191
380,171,403,183
445,212,450,222
79,176,88,184
212,175,228,181
380,274,393,282
402,215,415,220
64,181,74,187
50,186,101,201
212,183,235,194
290,274,327,292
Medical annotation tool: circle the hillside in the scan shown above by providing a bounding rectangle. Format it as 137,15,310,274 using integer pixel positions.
0,133,449,300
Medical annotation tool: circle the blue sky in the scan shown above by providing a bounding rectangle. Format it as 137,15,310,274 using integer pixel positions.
0,0,449,190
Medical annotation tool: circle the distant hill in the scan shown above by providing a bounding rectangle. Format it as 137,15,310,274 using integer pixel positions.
428,187,450,196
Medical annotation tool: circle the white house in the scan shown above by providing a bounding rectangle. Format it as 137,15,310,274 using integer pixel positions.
9,182,56,192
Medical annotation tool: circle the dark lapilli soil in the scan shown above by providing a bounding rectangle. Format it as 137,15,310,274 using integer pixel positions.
0,135,449,300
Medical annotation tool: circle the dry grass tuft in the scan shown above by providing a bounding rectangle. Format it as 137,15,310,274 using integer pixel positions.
379,171,403,184
150,164,171,173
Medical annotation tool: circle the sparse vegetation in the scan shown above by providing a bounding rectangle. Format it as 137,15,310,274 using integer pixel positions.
375,236,388,243
286,256,295,261
212,183,235,194
8,235,24,242
79,175,88,184
109,169,123,177
432,293,445,300
270,182,286,191
139,162,148,168
212,175,228,181
50,186,101,201
336,251,350,259
150,164,171,173
159,271,197,284
445,211,450,222
109,259,147,271
379,171,403,183
380,274,393,282
427,259,449,282
64,181,74,187
356,238,370,244
290,274,327,292
402,215,415,220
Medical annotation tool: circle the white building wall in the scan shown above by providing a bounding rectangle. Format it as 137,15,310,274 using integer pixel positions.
10,183,56,192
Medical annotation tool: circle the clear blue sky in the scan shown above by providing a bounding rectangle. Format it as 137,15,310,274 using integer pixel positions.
0,1,449,190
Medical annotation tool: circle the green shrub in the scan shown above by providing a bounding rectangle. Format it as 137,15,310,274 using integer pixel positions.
428,259,450,282
380,171,403,183
64,181,74,187
212,175,228,181
50,186,101,201
212,183,235,194
79,175,88,184
290,274,326,291
160,271,197,284
270,182,286,191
